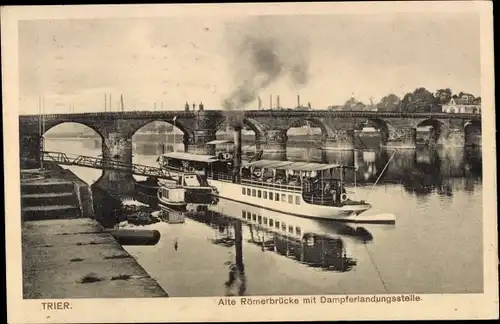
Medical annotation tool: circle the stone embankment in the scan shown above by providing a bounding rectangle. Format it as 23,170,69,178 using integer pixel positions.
21,165,168,298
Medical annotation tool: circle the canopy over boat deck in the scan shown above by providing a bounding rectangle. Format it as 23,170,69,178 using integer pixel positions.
242,159,355,172
161,152,220,163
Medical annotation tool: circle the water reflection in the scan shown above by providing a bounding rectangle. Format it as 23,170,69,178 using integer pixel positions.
159,198,379,278
126,141,482,198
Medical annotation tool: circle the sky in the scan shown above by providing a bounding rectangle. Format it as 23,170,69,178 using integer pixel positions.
19,12,481,115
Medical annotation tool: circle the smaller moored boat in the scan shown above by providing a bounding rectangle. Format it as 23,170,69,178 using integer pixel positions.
135,176,161,206
159,171,218,204
157,184,187,212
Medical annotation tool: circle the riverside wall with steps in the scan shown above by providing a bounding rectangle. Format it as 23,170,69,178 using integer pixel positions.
20,164,169,298
21,179,81,221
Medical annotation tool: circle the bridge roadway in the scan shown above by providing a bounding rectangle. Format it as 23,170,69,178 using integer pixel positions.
19,109,481,194
19,109,480,121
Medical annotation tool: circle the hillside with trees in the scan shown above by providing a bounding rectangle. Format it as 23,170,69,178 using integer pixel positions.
332,88,479,113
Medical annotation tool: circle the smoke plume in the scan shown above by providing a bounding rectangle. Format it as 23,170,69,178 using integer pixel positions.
222,18,310,128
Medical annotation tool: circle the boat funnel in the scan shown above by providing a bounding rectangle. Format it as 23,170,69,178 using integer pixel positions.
233,126,242,183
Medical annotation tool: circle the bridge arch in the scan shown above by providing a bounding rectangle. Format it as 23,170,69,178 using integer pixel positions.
287,117,331,138
43,120,105,140
416,119,446,145
464,120,481,147
214,118,263,150
131,120,188,158
464,119,481,130
242,118,267,136
354,118,391,145
128,118,193,139
42,122,104,183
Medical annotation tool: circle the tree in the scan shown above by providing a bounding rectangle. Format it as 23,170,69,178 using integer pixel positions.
342,97,366,111
435,88,452,104
377,94,401,112
342,97,357,110
400,93,415,112
400,87,436,113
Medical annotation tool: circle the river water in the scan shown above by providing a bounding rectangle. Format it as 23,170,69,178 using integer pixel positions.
44,137,483,296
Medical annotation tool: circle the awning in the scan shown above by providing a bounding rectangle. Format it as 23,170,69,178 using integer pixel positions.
242,159,350,172
206,140,234,145
161,152,219,163
242,160,294,169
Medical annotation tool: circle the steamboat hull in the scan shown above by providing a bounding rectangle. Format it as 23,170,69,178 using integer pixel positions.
207,179,372,221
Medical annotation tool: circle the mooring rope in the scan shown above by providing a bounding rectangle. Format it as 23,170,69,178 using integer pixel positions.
366,149,398,201
363,243,389,293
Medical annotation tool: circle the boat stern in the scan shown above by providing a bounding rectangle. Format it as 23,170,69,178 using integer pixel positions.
340,200,372,215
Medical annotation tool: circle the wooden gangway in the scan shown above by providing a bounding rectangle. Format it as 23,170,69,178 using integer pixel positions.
36,151,174,180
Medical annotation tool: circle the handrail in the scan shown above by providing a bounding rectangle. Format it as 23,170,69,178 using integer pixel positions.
39,151,174,180
206,171,303,192
240,178,302,193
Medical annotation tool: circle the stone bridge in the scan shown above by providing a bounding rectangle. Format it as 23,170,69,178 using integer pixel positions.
19,109,481,193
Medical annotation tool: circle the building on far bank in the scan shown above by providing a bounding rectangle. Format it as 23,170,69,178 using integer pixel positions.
442,95,481,114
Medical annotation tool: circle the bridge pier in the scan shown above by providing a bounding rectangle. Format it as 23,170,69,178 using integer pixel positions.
186,129,216,155
436,128,465,147
384,127,416,149
322,130,355,151
261,129,287,154
465,125,482,147
95,132,135,195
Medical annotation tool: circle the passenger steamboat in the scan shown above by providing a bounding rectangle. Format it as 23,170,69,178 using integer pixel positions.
154,128,388,222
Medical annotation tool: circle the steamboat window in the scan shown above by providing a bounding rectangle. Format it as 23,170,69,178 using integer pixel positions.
258,215,262,224
269,219,274,226
281,223,287,231
281,194,286,202
270,192,275,200
242,187,246,195
263,191,268,199
275,221,280,229
295,196,300,205
288,195,293,204
258,190,262,198
242,211,246,218
275,193,280,201
252,213,257,221
295,227,301,235
247,188,251,195
288,225,293,233
263,217,268,225
252,189,256,197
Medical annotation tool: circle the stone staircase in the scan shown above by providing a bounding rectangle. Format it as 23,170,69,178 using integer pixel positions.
21,180,81,221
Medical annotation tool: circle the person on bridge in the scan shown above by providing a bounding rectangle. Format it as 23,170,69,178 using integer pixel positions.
185,102,190,111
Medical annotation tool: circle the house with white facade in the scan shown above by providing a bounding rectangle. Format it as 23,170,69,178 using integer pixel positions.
442,95,481,114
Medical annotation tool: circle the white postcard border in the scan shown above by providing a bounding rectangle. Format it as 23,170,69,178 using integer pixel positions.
3,2,498,323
